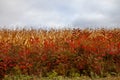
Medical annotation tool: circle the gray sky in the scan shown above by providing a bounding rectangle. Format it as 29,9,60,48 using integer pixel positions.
0,0,120,29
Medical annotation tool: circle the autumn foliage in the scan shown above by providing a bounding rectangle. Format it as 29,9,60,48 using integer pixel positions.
0,28,120,78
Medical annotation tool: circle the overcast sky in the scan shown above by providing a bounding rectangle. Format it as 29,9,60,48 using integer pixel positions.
0,0,120,29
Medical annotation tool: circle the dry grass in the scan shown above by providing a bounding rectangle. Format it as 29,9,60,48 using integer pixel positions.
1,28,120,79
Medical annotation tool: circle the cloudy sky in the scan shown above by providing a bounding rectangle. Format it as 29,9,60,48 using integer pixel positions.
0,0,120,29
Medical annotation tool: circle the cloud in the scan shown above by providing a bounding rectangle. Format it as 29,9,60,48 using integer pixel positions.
0,0,29,25
71,0,120,28
0,0,120,29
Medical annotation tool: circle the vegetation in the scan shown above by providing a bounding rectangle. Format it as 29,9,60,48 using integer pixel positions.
0,28,120,79
3,74,120,80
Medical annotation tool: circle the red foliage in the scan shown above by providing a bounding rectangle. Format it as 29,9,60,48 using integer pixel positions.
1,29,120,78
